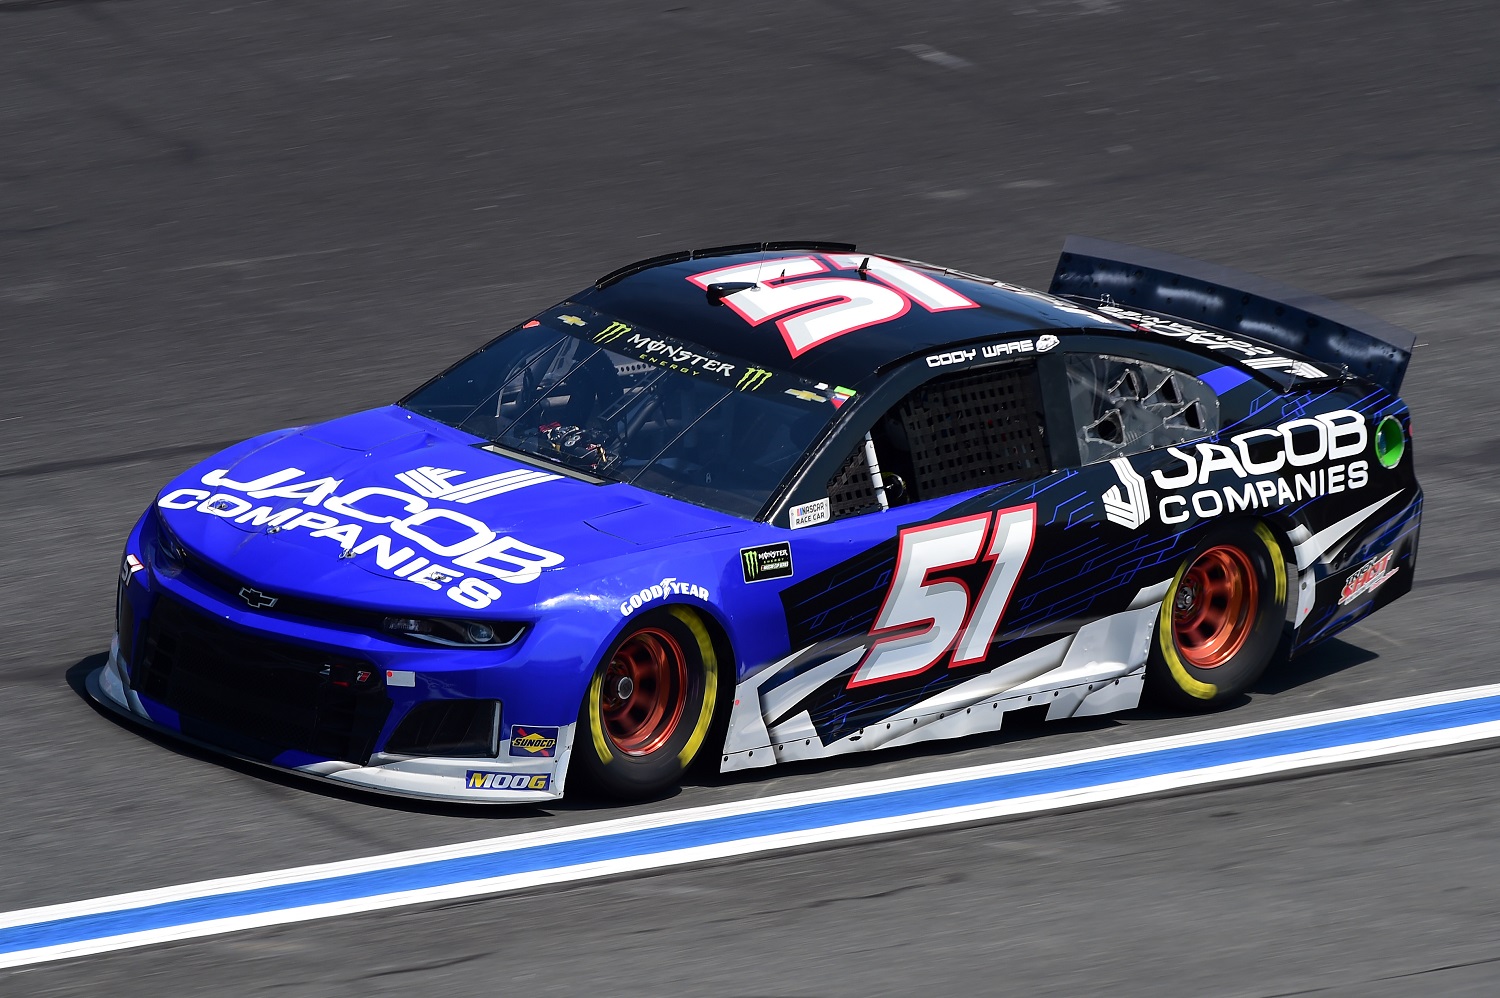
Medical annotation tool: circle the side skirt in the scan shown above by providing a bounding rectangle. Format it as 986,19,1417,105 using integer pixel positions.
721,593,1162,773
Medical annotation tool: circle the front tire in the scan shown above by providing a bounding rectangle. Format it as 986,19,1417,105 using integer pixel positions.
572,606,720,800
1145,520,1287,710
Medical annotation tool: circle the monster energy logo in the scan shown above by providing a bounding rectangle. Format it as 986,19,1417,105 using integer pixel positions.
594,322,632,344
737,367,772,391
740,541,793,583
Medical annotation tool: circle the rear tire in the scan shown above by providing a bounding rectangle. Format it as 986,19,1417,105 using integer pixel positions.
1145,520,1287,710
572,606,720,800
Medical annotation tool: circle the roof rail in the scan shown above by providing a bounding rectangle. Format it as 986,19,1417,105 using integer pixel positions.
593,240,857,289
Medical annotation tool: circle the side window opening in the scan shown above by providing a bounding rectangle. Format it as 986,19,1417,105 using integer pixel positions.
824,362,1050,521
1067,354,1219,465
826,440,883,520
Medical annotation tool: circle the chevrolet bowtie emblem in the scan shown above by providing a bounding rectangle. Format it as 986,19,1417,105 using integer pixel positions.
238,587,278,609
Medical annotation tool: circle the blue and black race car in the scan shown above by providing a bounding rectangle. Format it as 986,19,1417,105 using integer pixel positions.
93,237,1421,803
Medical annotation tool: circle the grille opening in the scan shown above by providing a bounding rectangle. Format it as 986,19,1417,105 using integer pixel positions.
133,596,391,764
117,585,137,665
385,700,502,758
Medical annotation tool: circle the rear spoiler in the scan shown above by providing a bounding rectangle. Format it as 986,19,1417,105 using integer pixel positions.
1048,236,1416,393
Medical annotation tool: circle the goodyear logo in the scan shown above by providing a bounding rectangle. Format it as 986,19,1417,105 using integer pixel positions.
508,725,559,757
741,541,793,583
737,367,771,391
466,771,552,791
593,322,632,344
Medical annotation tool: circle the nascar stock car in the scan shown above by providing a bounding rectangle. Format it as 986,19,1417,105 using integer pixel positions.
93,237,1421,803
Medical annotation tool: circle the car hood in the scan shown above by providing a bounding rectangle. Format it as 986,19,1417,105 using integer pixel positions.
154,406,748,614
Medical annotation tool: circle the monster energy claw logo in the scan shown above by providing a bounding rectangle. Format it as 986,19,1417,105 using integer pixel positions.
594,321,632,344
737,367,771,391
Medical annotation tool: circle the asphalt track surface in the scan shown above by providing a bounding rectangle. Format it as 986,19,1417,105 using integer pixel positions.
3,0,1499,994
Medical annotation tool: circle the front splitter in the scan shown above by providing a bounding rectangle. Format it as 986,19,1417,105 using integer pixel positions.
85,657,570,806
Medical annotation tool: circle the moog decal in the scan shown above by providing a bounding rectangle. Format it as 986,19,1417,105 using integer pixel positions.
466,771,552,792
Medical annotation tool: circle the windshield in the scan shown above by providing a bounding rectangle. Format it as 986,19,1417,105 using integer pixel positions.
401,306,851,517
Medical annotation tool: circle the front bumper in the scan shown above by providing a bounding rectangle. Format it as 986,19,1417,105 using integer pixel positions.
93,633,573,805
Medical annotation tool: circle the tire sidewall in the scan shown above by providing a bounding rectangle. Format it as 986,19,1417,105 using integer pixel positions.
1146,519,1287,710
572,606,719,799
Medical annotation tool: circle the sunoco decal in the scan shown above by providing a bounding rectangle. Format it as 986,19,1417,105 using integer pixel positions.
508,726,559,757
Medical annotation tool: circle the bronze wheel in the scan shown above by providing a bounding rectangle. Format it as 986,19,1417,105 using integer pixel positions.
1146,521,1287,710
573,607,722,800
599,627,689,756
1171,545,1260,670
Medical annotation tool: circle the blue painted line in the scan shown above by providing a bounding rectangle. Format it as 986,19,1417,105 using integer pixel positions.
6,693,1500,955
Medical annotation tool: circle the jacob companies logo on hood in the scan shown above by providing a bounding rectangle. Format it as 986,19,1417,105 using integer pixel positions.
395,466,561,503
158,463,567,611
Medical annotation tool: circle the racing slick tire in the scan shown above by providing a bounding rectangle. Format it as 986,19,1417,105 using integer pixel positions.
1144,520,1287,711
572,606,720,799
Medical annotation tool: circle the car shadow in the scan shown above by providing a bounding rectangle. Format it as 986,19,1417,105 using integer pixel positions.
1252,636,1380,696
66,634,1385,813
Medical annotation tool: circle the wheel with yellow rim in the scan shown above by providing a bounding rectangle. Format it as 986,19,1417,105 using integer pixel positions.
571,606,721,799
1145,520,1287,710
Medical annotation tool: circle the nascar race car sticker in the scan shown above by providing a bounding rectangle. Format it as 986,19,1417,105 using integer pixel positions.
789,497,831,529
1102,409,1370,529
686,254,979,358
158,465,565,610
